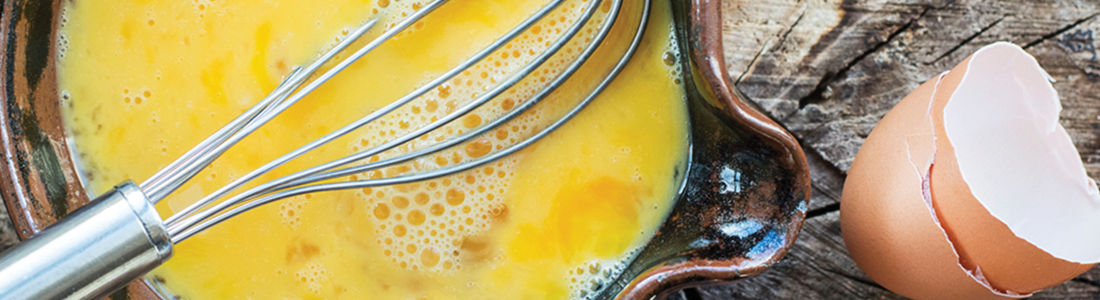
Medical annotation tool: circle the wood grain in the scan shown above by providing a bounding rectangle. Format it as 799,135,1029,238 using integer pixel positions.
0,204,16,251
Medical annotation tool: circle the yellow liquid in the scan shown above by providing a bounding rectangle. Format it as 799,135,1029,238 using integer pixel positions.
58,0,688,299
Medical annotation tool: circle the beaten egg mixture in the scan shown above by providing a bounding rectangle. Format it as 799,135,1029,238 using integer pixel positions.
58,0,688,299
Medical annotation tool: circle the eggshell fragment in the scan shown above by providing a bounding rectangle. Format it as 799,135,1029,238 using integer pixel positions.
842,75,1020,300
842,42,1099,300
930,42,1098,293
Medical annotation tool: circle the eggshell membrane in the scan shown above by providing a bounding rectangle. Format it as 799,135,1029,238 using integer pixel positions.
940,43,1100,263
841,76,1019,300
929,43,1098,293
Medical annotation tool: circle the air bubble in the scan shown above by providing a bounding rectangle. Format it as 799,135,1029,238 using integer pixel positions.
392,196,409,209
407,210,426,226
429,203,445,216
374,204,391,220
462,114,482,129
414,192,430,205
420,248,441,267
445,189,464,206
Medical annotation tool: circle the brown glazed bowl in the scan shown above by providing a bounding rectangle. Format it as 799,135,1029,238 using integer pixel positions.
0,0,811,299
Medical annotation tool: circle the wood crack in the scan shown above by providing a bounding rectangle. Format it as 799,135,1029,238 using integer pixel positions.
736,11,804,85
823,268,889,291
1072,277,1100,289
681,287,705,300
797,7,934,109
775,11,807,51
1022,12,1100,49
929,15,1009,64
737,46,767,84
805,202,840,219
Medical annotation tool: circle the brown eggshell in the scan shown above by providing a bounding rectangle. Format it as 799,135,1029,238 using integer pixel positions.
841,77,1015,300
929,56,1097,293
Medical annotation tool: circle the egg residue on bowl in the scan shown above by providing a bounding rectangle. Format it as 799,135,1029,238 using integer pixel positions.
56,0,691,299
841,42,1100,299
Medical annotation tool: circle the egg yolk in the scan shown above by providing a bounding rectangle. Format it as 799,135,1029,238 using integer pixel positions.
57,0,689,299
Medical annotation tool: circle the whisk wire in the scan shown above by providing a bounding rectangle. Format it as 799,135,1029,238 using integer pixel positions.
144,0,450,204
166,0,648,243
161,0,568,228
173,0,649,242
140,21,375,201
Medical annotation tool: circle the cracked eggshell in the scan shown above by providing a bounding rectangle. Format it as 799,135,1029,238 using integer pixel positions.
841,76,1013,300
841,42,1099,300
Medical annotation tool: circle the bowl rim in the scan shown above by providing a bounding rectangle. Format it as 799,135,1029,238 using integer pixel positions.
0,0,166,298
613,0,810,298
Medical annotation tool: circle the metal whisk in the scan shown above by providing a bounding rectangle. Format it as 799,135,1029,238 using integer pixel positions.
0,0,651,299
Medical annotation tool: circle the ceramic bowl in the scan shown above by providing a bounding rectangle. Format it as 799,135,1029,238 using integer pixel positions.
0,0,811,298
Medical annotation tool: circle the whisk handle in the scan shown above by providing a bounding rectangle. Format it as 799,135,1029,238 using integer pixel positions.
0,181,172,300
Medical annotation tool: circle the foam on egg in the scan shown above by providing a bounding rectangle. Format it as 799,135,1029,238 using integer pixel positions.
566,247,639,300
295,262,330,294
279,195,309,230
311,0,682,290
342,0,615,273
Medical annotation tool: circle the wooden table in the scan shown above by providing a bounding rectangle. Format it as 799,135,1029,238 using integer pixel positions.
669,0,1100,298
2,0,1099,298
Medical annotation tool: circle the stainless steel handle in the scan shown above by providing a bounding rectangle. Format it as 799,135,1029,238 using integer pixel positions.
0,181,172,300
